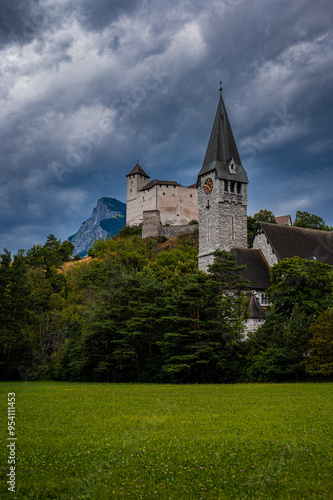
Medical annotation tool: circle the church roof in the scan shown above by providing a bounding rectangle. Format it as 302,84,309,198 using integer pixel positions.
140,179,179,191
247,295,266,319
256,222,333,265
234,248,271,290
126,163,150,178
198,93,249,184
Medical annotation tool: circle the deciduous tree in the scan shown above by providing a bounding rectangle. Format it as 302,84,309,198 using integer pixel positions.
303,309,333,376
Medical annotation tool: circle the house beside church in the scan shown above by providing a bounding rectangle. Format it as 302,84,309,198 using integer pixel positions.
125,89,333,333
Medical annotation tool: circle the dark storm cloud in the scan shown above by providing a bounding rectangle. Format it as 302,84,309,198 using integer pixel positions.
0,0,332,253
76,0,139,31
0,0,36,46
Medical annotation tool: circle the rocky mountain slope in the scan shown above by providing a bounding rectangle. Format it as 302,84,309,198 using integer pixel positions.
68,198,126,256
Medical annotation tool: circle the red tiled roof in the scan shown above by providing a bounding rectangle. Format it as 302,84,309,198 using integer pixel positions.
275,215,292,226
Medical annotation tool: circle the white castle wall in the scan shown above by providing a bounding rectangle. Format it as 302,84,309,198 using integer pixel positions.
126,174,198,228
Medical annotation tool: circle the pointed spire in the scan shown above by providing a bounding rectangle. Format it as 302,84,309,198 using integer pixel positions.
198,91,248,183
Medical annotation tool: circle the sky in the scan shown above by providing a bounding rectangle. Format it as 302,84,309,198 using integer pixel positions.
0,0,332,254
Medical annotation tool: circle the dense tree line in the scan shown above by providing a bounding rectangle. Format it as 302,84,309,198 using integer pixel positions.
1,219,333,383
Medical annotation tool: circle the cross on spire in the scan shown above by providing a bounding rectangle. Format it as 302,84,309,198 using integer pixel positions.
219,80,223,95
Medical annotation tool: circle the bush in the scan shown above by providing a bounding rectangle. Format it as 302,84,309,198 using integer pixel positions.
117,225,142,238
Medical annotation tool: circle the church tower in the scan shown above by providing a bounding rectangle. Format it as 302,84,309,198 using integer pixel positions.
197,88,249,271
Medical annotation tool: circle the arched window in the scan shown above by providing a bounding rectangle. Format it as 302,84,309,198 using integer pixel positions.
261,294,268,305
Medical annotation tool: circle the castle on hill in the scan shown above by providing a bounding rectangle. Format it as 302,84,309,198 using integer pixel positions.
125,89,333,333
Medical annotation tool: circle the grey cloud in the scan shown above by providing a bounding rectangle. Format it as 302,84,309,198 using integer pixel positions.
76,0,139,31
0,0,332,253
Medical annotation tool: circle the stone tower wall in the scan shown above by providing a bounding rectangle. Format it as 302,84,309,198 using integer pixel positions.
198,171,219,261
126,179,156,226
218,184,248,250
142,210,162,238
198,171,248,271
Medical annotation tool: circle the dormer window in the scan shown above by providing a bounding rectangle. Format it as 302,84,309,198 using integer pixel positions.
228,158,236,174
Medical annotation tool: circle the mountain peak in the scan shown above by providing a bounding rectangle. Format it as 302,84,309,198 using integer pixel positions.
68,198,126,256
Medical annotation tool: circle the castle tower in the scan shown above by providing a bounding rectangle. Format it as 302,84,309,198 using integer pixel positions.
126,163,150,225
197,89,249,271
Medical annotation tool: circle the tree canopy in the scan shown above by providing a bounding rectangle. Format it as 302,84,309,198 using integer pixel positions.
293,210,332,231
247,209,276,245
1,225,333,383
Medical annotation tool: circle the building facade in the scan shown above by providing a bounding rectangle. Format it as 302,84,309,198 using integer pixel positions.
126,164,198,228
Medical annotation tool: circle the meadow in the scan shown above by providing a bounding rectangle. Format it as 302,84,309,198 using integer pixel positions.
0,382,332,499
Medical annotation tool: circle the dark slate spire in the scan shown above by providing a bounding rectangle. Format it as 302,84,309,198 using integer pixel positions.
198,92,248,183
126,163,150,178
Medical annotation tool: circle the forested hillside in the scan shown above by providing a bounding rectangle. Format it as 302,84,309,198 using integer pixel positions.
0,227,332,383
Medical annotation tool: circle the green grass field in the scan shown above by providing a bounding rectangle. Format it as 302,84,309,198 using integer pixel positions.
0,382,332,499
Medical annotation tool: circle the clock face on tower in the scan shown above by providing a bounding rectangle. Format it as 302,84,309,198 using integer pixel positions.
203,177,213,195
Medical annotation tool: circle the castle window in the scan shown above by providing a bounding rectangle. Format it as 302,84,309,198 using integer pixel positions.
237,182,241,194
190,194,192,198
163,192,165,195
224,180,228,192
230,182,235,193
130,189,132,193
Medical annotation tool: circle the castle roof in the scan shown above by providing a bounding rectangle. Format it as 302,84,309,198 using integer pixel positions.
126,163,150,178
254,222,333,265
140,179,179,191
198,93,249,184
234,248,271,290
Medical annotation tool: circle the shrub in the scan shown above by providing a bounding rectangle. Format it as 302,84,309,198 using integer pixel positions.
117,225,142,238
